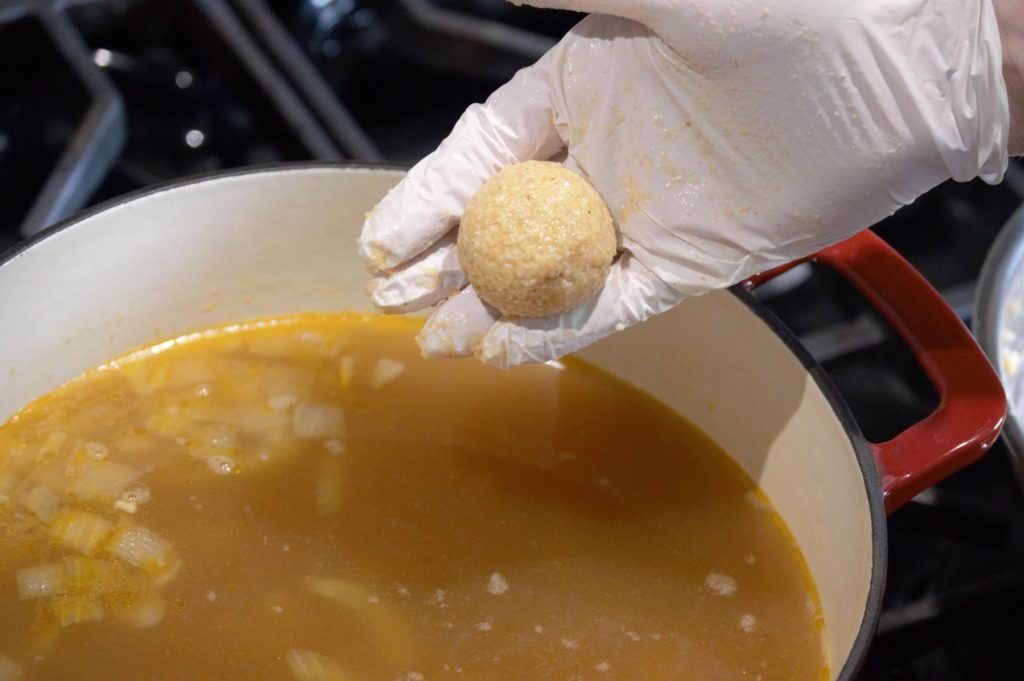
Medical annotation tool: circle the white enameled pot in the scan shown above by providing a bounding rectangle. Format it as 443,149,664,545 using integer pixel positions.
0,164,1005,679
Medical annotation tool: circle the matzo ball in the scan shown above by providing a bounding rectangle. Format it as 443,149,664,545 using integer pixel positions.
457,161,616,318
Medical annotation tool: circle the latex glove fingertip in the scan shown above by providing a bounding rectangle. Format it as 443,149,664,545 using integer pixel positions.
416,287,501,359
479,317,590,369
367,236,467,313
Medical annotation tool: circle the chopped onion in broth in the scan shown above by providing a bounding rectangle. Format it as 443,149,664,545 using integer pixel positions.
0,314,827,680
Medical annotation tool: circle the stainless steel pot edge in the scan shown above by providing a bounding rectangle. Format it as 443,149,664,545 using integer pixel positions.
730,286,888,681
974,203,1024,481
0,161,889,680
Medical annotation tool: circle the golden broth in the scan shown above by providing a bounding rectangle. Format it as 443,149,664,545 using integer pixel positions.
0,314,826,680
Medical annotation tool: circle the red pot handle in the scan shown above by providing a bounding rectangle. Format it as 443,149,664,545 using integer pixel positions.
742,230,1006,515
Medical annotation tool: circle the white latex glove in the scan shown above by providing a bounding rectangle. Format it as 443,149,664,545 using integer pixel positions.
359,0,1009,368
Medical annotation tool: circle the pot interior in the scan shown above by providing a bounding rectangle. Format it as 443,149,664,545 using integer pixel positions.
0,165,878,679
975,204,1024,481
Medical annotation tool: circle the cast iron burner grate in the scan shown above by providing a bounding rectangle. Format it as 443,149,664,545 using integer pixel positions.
0,0,124,242
0,0,577,244
865,454,1024,680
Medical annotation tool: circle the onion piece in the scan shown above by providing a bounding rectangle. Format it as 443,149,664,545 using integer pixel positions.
371,358,405,389
16,564,66,600
50,596,104,627
0,652,21,681
186,425,239,458
260,364,315,397
115,483,151,514
315,456,342,517
62,555,117,596
286,649,353,681
0,470,16,501
80,441,109,461
114,431,156,454
303,577,413,664
268,394,298,412
110,590,166,628
36,432,69,463
304,576,372,607
239,409,291,441
106,526,175,576
338,357,355,388
165,357,213,388
246,334,296,358
204,454,237,476
21,485,60,522
50,509,114,555
146,407,193,438
120,360,169,396
27,608,59,658
292,404,343,438
152,555,184,588
68,462,138,503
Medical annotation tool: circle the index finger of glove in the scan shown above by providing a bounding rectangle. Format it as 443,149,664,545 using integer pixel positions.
416,286,501,359
358,58,565,273
366,232,468,314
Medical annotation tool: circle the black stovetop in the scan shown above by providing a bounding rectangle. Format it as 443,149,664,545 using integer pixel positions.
2,2,1022,678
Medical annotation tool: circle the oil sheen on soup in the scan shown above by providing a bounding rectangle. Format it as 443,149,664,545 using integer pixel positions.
0,314,827,680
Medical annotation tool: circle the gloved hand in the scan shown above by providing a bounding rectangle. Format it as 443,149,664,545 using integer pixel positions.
359,0,1009,369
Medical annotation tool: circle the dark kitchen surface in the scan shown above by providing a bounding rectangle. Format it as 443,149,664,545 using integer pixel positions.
1,1,1023,679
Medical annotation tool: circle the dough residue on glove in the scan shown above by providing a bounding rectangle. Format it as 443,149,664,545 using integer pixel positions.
457,161,616,318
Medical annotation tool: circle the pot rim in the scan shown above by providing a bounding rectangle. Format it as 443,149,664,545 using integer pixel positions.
0,160,888,680
733,286,887,680
974,203,1024,472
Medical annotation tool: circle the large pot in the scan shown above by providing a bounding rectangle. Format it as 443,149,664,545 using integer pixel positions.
0,164,1005,679
974,203,1024,484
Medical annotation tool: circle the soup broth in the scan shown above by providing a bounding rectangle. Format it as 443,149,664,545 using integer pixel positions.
0,314,826,680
